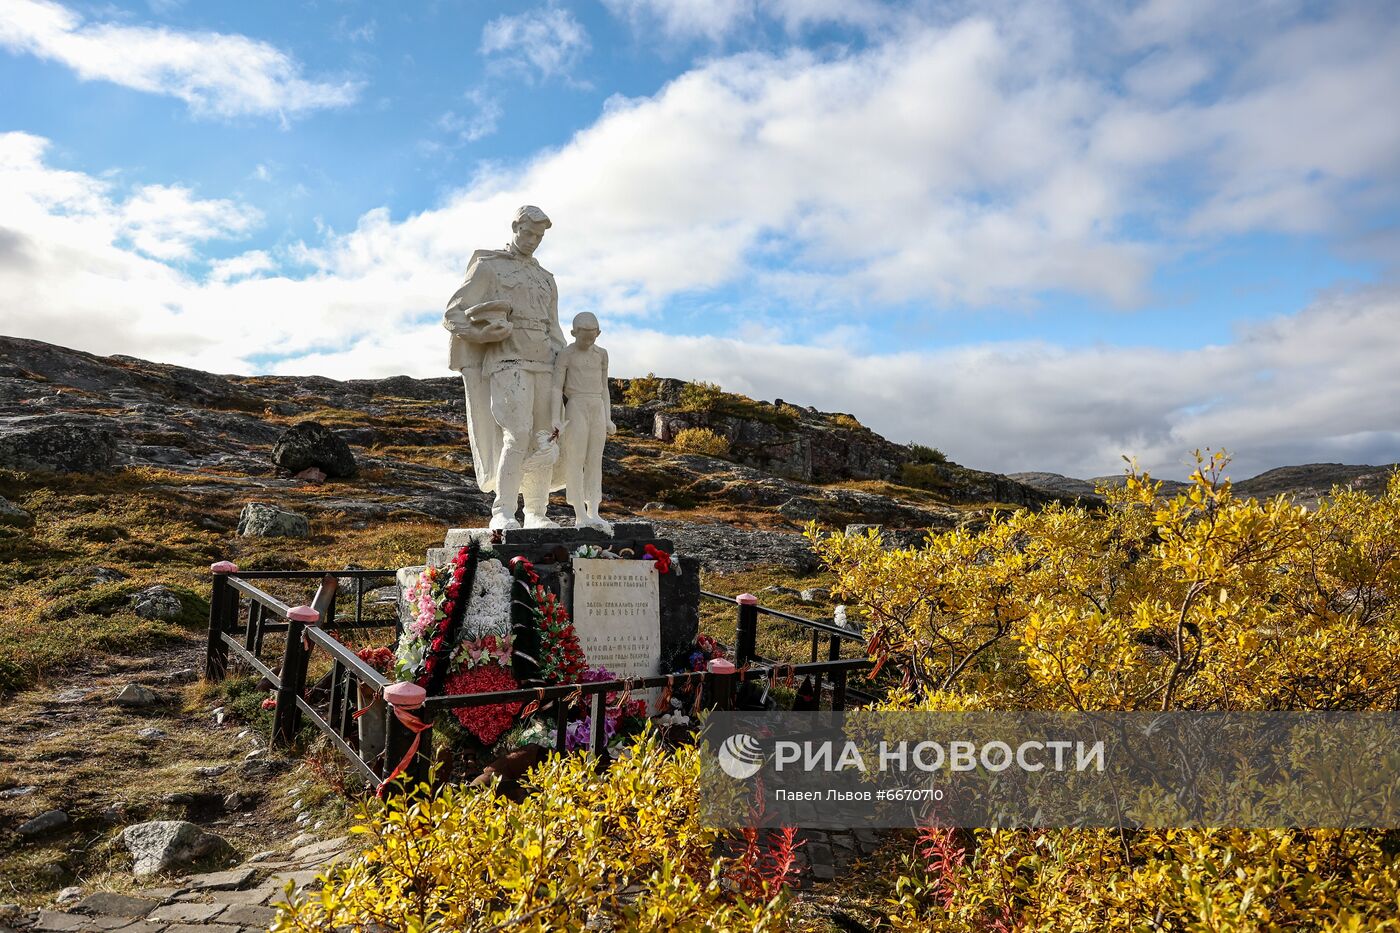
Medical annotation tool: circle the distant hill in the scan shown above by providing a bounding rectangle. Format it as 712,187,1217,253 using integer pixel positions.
1010,463,1398,509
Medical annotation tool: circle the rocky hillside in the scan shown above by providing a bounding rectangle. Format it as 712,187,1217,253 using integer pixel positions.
0,335,1067,568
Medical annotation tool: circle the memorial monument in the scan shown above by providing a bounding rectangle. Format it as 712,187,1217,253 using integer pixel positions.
394,206,698,708
553,311,616,533
444,205,566,531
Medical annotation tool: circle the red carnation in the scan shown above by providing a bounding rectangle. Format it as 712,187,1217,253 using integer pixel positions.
642,544,672,574
443,664,521,744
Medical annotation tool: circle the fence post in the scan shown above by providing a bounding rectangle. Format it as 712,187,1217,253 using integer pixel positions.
735,593,759,666
205,561,238,682
708,657,737,711
826,632,845,709
273,605,318,746
589,689,610,771
384,683,433,792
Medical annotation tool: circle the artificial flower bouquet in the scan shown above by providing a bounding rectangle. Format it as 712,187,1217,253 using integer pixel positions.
391,543,673,757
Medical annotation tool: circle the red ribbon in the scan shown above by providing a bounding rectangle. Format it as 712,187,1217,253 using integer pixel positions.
509,555,540,584
377,703,433,798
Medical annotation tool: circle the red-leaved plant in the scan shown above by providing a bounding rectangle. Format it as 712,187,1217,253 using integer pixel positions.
914,824,966,908
728,825,803,898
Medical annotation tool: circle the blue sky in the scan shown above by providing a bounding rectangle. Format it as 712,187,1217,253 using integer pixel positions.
2,0,1399,479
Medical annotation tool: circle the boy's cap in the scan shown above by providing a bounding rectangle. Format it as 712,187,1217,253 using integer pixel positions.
513,205,551,228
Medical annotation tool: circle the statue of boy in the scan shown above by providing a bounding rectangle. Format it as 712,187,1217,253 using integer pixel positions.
552,312,616,532
444,205,566,530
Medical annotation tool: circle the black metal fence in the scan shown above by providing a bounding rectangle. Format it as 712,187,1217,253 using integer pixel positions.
204,560,874,794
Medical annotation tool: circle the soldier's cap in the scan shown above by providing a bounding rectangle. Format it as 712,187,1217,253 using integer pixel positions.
513,205,551,229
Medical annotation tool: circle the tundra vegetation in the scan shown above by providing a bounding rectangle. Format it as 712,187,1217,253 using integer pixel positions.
277,452,1400,931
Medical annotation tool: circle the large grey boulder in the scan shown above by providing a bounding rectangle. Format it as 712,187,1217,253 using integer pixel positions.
237,502,310,538
120,820,233,877
271,421,357,478
0,415,117,473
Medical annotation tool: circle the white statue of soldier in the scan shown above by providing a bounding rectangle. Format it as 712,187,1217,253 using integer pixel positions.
552,312,616,532
444,205,566,530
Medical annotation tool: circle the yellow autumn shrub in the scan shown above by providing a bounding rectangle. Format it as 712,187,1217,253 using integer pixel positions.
623,372,663,405
272,730,789,933
673,427,731,458
812,452,1400,930
812,451,1400,712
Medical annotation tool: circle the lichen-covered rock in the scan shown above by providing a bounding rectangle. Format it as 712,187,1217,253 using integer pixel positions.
777,497,821,520
652,408,908,484
114,684,158,707
0,415,117,473
130,585,183,621
120,820,233,877
237,502,310,537
271,421,357,478
0,496,32,527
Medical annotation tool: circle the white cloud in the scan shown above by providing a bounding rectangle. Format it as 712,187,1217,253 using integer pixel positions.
119,185,261,260
0,0,361,119
480,4,590,84
437,88,503,144
602,0,755,42
3,4,1400,479
601,0,893,42
208,250,274,283
596,287,1400,480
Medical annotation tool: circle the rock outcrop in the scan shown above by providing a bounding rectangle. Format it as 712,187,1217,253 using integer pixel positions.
651,408,909,484
120,820,234,877
0,414,117,473
271,421,357,478
237,503,310,538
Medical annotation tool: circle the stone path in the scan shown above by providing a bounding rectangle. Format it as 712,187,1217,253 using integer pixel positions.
796,828,883,884
2,837,353,933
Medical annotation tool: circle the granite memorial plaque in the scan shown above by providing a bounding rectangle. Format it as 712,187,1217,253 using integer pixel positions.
570,558,663,683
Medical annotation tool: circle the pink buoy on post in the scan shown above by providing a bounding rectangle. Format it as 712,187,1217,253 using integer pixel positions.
205,562,240,682
707,657,737,710
287,605,320,624
734,594,759,666
384,681,427,709
273,605,320,746
380,681,432,794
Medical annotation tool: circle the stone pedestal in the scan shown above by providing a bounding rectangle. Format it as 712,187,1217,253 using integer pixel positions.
397,523,700,680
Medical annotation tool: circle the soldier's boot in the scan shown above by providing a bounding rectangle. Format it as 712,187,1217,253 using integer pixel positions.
521,471,557,529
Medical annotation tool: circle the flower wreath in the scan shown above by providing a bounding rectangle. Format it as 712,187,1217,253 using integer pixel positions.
389,546,683,750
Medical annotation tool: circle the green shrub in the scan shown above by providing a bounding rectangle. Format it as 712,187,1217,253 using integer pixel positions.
622,372,663,406
676,381,725,412
899,462,948,491
672,428,731,458
908,443,947,464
